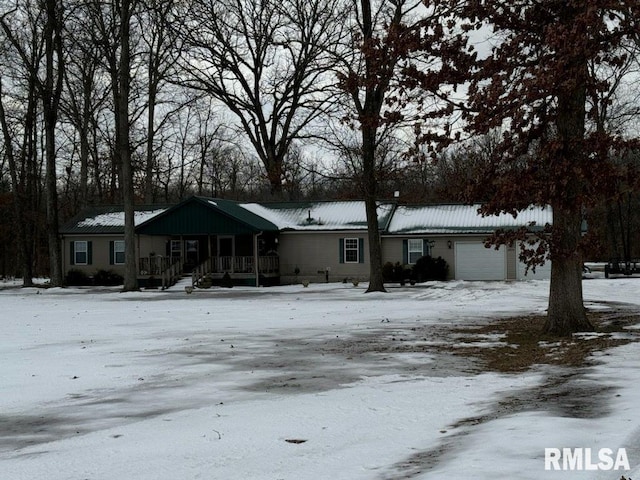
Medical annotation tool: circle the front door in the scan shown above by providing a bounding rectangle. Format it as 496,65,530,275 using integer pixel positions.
218,236,234,271
184,239,199,272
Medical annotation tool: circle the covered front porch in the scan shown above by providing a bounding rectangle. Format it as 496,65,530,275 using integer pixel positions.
137,233,280,288
134,196,281,288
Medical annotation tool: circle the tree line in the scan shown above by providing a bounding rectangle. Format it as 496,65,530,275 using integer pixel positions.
1,0,640,335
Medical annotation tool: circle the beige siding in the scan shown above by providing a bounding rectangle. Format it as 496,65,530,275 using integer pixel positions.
278,232,369,284
138,235,170,258
63,235,167,278
63,235,123,276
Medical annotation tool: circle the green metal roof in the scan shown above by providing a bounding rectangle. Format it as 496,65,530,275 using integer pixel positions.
135,196,279,235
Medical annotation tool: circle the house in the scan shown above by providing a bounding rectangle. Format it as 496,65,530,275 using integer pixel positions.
59,196,552,287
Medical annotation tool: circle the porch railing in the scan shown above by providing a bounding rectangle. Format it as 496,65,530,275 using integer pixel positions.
214,256,279,274
139,255,177,276
161,258,183,290
192,257,216,287
138,256,182,289
139,255,280,288
192,255,280,286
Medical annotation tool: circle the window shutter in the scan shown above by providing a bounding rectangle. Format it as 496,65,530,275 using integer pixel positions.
358,238,364,263
339,238,344,263
70,242,75,265
109,241,114,265
402,240,408,264
87,241,93,265
423,239,430,257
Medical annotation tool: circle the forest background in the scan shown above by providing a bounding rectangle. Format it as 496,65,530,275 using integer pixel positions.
1,0,639,301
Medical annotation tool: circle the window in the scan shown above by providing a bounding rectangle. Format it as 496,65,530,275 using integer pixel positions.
73,241,88,265
339,238,364,264
403,239,431,265
170,240,181,258
113,240,125,264
344,238,359,263
408,239,424,264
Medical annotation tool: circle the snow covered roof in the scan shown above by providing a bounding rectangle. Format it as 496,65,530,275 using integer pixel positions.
78,209,167,228
386,204,552,235
60,206,170,235
61,198,553,236
241,201,395,231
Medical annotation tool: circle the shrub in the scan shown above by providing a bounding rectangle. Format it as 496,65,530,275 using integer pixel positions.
382,262,395,282
93,269,124,286
65,269,92,286
412,255,449,282
383,261,412,285
221,272,234,288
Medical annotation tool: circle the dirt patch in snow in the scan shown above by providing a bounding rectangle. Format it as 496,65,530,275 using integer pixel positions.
444,310,640,373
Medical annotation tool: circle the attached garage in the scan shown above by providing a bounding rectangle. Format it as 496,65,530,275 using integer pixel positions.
516,241,551,280
455,242,506,280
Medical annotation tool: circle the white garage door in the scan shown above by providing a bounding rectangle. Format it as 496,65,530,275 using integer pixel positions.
455,242,506,280
516,241,551,280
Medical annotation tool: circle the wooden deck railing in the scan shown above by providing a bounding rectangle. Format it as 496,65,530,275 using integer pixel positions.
138,256,182,289
139,256,175,276
140,255,280,288
161,258,183,290
214,256,279,274
192,256,280,286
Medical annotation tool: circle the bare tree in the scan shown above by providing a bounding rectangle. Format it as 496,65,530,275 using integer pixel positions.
172,0,343,196
0,75,38,285
81,0,139,289
60,0,111,208
0,0,65,286
138,0,180,202
333,0,466,292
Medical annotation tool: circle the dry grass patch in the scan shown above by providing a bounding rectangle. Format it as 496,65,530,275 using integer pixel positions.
447,313,640,373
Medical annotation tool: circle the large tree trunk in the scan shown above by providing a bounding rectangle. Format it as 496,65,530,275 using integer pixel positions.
544,27,592,335
144,67,157,203
544,204,592,335
357,0,388,293
364,193,385,292
119,0,138,292
78,75,93,208
265,153,284,198
362,126,386,293
44,120,63,286
43,0,64,287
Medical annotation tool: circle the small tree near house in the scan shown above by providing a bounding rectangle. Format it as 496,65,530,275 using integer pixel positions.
335,0,470,292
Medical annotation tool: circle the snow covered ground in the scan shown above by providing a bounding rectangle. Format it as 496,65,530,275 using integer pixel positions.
1,277,640,479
